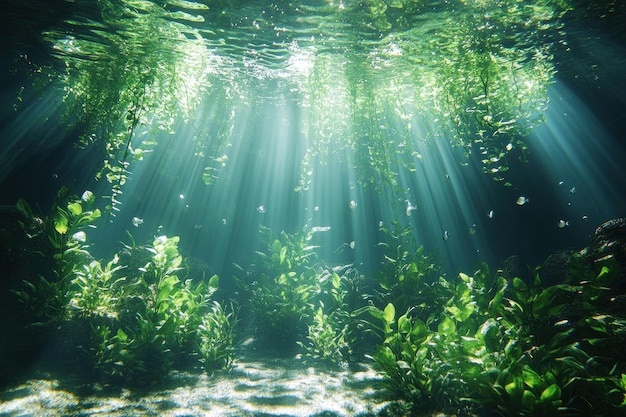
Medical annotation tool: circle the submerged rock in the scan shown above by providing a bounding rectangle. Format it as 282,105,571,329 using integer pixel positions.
495,255,533,286
580,217,626,294
582,217,626,263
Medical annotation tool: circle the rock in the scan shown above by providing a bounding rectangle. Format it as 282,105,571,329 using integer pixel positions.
536,250,575,287
580,218,626,261
579,217,626,294
495,255,533,286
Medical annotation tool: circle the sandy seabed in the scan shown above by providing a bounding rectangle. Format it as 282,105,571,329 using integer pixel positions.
0,356,391,417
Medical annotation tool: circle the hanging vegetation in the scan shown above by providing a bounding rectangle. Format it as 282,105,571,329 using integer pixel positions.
23,0,572,220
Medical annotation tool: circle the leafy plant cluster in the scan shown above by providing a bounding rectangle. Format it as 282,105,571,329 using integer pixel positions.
234,225,380,363
234,220,625,415
371,254,626,416
39,0,213,215
7,190,235,385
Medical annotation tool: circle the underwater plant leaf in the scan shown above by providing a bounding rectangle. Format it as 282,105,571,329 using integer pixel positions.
523,365,543,390
505,378,522,398
383,303,396,324
115,328,128,343
477,319,501,352
521,389,536,410
410,318,429,341
438,316,456,335
16,198,34,221
208,274,219,289
54,211,69,235
398,313,410,334
459,272,471,283
540,383,561,402
67,202,83,216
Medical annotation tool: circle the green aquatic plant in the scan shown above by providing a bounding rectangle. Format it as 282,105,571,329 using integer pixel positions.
371,302,434,409
294,0,570,196
298,302,349,365
76,234,230,382
46,188,101,279
11,189,101,325
375,221,442,314
369,254,626,416
69,256,124,317
6,192,235,382
198,301,237,373
236,226,321,352
41,0,212,214
16,0,573,212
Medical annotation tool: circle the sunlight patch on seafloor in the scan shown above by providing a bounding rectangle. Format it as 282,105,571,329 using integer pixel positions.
0,358,389,416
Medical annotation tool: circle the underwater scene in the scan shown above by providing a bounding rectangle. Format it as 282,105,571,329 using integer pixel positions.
1,0,625,416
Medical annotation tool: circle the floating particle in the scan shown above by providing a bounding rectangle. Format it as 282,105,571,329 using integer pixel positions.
405,200,417,216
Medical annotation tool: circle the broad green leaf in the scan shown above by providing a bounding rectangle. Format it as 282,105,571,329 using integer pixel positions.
523,365,543,390
459,272,471,283
67,202,83,216
170,255,182,270
383,303,395,324
116,328,128,342
512,277,529,302
208,274,219,289
410,318,428,341
89,208,102,221
54,212,68,235
478,319,500,352
505,379,521,397
398,313,410,334
521,389,536,410
272,239,282,255
438,316,456,335
539,383,561,402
